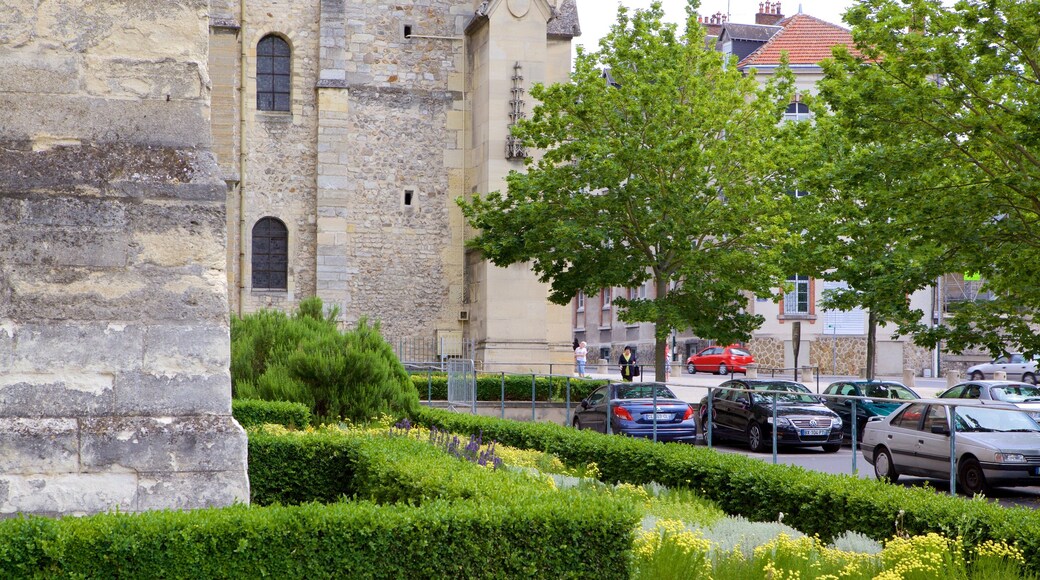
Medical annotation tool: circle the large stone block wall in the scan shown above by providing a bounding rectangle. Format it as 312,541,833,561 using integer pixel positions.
0,0,248,514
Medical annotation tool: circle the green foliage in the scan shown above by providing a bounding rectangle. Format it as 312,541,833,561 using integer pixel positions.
458,2,799,380
231,297,420,423
409,372,605,402
247,427,359,505
414,407,1040,572
818,0,1040,356
232,399,311,428
0,499,636,578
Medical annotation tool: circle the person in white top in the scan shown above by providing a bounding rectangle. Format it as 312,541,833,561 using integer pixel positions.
664,343,672,381
575,341,588,378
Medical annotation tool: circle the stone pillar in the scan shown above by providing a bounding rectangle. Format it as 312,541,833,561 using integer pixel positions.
946,370,962,388
902,368,916,388
994,370,1007,380
746,363,759,379
0,0,248,515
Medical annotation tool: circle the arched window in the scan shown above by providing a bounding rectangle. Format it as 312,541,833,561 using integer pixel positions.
783,102,811,122
252,217,288,290
257,35,291,112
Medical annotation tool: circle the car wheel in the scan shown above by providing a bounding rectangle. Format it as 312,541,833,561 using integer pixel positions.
958,457,988,496
822,443,841,453
874,446,900,482
747,422,767,453
1024,373,1037,385
718,363,728,375
970,370,984,380
687,363,696,374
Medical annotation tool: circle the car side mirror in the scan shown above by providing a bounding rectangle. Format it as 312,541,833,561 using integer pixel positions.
736,397,749,406
931,424,950,435
580,400,589,410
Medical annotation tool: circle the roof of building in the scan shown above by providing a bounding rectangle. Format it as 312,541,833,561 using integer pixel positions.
719,22,783,43
547,0,581,39
738,13,860,68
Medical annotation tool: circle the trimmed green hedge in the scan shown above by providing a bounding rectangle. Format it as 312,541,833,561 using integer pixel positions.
0,500,634,578
232,399,312,428
409,373,605,402
0,429,638,578
415,407,1040,572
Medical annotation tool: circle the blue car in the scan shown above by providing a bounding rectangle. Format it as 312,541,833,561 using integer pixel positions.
573,382,697,443
821,381,920,441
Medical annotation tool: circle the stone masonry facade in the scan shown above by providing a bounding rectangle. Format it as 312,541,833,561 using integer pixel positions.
0,0,249,514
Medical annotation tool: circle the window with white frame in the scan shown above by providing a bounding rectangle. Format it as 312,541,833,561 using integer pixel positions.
576,291,585,312
783,102,811,122
784,275,810,314
602,288,612,310
628,283,648,301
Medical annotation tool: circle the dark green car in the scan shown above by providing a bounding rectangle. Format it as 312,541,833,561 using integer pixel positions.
822,381,920,441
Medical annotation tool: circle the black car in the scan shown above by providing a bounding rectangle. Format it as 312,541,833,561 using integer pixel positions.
573,382,697,443
698,379,844,453
821,381,920,441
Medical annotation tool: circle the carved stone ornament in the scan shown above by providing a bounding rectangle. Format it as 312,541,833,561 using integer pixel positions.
507,0,530,18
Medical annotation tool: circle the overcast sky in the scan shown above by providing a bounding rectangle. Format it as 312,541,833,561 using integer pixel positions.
573,0,857,56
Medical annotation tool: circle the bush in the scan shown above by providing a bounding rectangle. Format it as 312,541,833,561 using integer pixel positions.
409,372,605,402
414,407,1040,572
232,399,311,428
231,297,420,423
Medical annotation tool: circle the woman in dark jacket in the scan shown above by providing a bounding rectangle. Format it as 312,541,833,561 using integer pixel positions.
619,346,637,382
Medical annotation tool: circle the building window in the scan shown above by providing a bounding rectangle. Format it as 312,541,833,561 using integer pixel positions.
628,283,648,300
784,275,810,314
257,35,291,112
576,291,585,312
783,102,811,122
252,217,288,290
602,288,612,309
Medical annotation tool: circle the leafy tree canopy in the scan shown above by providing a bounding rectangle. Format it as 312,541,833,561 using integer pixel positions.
818,0,1040,356
459,1,802,374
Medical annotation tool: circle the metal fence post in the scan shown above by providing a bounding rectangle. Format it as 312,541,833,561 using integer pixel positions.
851,399,858,474
427,368,432,404
949,404,958,496
566,377,572,427
470,364,476,415
531,373,537,422
652,385,658,443
772,392,778,465
500,372,506,420
706,387,714,448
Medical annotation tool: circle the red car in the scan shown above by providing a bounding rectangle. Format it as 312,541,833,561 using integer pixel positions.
686,345,754,375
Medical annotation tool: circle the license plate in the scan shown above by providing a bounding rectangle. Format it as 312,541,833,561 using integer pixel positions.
646,413,672,421
800,429,828,437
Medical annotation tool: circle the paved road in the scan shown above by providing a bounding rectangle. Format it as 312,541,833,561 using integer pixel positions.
580,369,1040,509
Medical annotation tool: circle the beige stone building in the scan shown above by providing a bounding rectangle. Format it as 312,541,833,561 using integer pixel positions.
207,0,579,369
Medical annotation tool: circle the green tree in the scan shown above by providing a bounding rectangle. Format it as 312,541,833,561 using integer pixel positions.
459,1,799,380
818,0,1040,357
790,104,962,378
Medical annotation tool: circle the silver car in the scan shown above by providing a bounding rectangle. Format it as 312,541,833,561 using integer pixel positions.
938,381,1040,422
861,399,1040,495
966,353,1038,384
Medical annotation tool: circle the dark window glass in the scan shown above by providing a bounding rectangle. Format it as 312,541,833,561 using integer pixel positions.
252,217,288,290
257,35,291,112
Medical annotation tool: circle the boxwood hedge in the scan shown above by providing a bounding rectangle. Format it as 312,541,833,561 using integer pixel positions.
415,407,1040,572
232,399,312,428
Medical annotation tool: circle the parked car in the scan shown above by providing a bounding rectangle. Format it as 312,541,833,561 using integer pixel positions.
821,381,920,441
686,345,754,375
698,379,843,453
573,382,697,443
861,399,1040,495
966,353,1038,383
938,381,1040,422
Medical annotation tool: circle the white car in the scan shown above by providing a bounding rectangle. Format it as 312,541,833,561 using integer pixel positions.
861,399,1040,495
966,353,1038,384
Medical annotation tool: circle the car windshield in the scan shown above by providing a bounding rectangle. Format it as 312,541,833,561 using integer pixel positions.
992,385,1040,403
748,383,817,404
955,406,1040,433
616,385,676,400
863,383,917,400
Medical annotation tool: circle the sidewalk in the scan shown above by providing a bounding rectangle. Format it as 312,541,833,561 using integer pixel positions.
580,367,953,405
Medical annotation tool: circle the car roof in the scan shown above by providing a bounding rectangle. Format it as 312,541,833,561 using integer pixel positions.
951,380,1035,387
902,398,1020,409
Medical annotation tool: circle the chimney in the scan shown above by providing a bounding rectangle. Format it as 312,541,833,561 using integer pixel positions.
756,1,784,25
700,11,725,37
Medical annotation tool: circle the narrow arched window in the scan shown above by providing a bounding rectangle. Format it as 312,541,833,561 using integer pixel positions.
252,217,288,290
257,35,291,112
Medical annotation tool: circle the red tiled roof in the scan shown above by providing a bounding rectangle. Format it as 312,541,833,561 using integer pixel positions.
738,13,861,68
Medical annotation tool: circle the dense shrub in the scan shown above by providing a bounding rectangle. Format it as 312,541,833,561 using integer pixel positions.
247,428,360,505
410,372,604,402
232,399,311,428
231,297,420,423
414,407,1040,572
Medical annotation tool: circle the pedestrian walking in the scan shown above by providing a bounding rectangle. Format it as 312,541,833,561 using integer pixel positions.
619,346,638,382
575,341,588,378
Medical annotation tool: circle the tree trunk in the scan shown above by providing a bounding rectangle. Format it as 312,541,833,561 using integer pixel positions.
655,276,670,382
866,310,877,380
